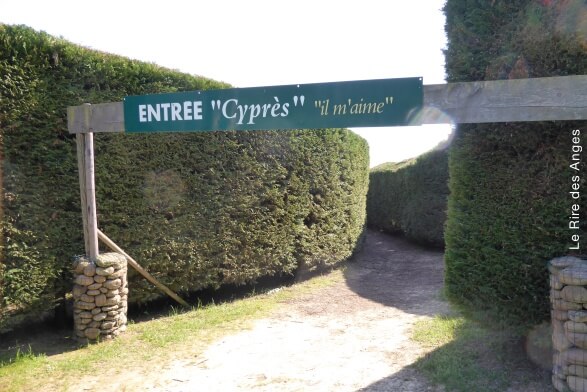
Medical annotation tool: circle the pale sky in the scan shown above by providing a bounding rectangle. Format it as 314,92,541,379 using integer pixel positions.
1,0,453,167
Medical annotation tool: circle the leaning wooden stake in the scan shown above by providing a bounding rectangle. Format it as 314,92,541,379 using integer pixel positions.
97,229,190,308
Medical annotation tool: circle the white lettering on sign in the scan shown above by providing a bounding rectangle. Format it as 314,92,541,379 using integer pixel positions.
138,96,305,126
215,96,292,125
138,101,203,123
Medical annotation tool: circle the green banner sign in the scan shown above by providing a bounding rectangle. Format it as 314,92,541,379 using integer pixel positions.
123,77,423,132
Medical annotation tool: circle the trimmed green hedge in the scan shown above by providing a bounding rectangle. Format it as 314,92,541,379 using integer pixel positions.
0,25,369,331
444,1,587,326
367,148,448,247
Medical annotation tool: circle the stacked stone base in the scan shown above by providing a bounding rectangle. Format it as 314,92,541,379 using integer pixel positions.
550,256,587,392
72,252,128,343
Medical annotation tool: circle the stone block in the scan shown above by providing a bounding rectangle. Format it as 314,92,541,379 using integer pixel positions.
567,322,587,334
104,279,122,290
563,286,587,303
551,274,564,290
74,260,90,274
83,263,96,277
110,268,126,279
567,332,587,349
552,289,563,300
84,328,101,340
93,313,107,322
80,294,95,303
560,266,587,286
554,329,573,351
96,266,115,276
563,348,587,365
88,321,101,329
75,275,94,286
568,375,587,392
75,301,96,310
94,275,107,283
554,299,584,311
550,256,585,273
570,312,587,323
95,294,108,307
87,283,102,290
72,284,86,298
95,253,126,269
79,311,93,319
570,366,587,378
103,295,121,307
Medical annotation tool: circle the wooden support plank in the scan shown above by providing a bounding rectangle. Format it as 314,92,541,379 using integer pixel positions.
68,102,124,134
97,229,190,308
422,75,587,124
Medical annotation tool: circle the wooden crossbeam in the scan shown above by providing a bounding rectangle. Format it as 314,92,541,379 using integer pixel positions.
421,75,587,124
67,75,587,134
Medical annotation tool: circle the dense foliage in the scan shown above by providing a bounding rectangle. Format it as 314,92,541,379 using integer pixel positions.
0,25,369,331
443,0,587,326
367,148,448,247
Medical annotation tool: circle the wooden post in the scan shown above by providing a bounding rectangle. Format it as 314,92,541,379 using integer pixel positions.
75,134,89,255
77,103,99,261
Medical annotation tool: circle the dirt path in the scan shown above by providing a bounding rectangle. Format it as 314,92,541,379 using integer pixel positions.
130,230,450,391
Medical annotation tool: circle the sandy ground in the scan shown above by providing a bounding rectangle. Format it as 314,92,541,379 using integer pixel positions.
104,230,451,392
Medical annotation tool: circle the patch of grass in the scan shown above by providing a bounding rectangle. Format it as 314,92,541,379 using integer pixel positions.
412,315,516,392
0,269,343,392
0,347,48,392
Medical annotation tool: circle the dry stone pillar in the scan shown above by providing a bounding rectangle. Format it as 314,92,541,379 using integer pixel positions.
72,252,128,343
550,256,587,392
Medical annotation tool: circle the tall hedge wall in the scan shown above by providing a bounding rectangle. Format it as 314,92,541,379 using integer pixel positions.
444,1,587,326
367,148,448,247
0,25,369,331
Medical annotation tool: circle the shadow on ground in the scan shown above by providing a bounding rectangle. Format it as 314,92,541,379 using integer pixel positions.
345,229,446,316
359,324,552,392
357,366,441,392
